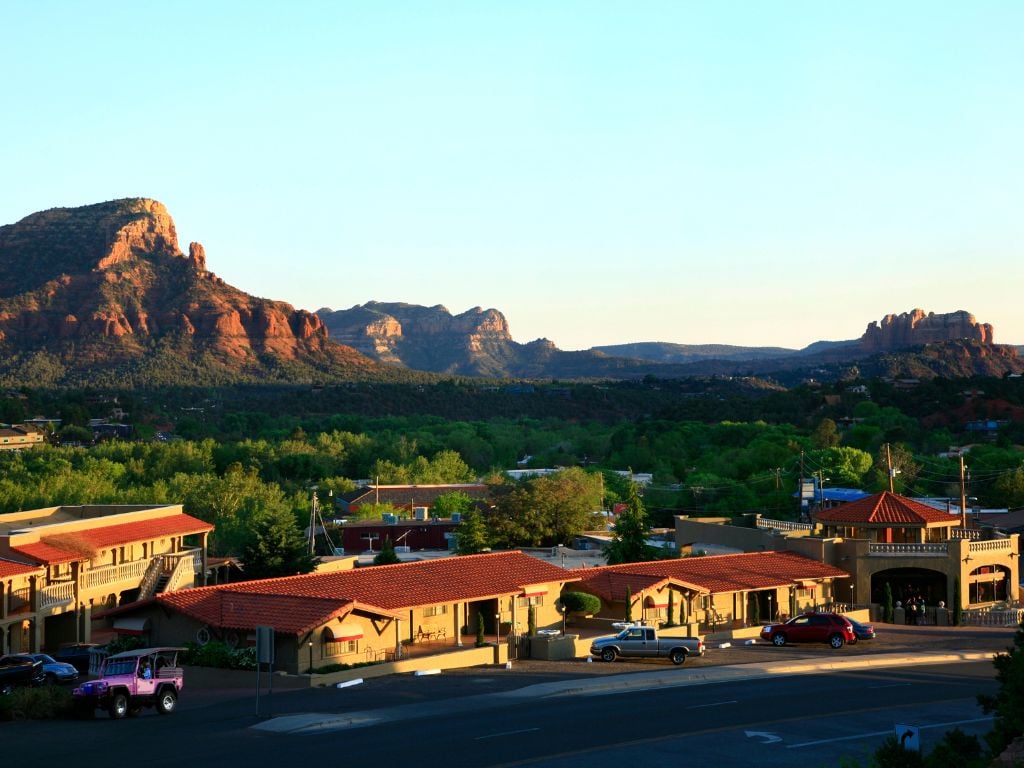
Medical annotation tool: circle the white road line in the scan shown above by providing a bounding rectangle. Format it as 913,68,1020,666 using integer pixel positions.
868,683,912,689
686,700,738,709
475,727,541,740
787,717,993,748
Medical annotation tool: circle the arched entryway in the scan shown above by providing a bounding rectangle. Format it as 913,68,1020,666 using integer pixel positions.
870,567,948,608
967,564,1012,605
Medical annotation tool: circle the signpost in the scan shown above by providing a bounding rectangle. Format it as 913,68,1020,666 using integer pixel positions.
256,626,274,717
895,724,920,752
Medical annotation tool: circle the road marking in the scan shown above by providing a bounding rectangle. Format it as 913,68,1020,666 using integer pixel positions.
868,683,912,689
687,700,738,709
787,717,993,748
475,727,540,740
745,730,782,744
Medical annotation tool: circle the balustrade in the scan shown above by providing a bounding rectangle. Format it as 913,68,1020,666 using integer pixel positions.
868,543,949,556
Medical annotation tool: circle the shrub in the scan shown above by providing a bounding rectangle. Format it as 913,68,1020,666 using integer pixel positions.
182,640,255,670
559,591,601,615
0,686,73,721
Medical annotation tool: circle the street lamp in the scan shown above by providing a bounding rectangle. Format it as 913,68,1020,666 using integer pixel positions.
558,602,567,635
308,639,313,674
850,583,855,609
495,613,501,647
767,594,773,622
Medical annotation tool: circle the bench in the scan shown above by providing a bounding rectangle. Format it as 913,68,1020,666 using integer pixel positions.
416,625,447,641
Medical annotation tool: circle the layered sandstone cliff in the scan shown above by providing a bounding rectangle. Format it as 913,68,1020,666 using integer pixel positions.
860,309,993,353
0,198,378,384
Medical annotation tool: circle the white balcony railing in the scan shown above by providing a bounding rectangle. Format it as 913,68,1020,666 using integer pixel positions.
969,539,1013,554
756,518,813,533
40,581,75,610
868,543,949,557
80,559,148,590
950,528,982,540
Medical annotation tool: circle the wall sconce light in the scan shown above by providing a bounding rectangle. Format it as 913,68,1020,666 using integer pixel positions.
962,555,974,564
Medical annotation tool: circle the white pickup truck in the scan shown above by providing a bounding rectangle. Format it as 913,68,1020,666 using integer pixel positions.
590,625,705,665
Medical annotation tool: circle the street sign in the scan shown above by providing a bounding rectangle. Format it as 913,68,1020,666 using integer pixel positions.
895,724,920,752
256,626,274,664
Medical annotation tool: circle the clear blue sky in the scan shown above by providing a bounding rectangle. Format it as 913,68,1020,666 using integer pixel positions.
2,2,1021,349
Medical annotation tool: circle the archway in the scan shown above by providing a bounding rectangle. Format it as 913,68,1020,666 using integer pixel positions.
967,564,1012,605
870,567,948,608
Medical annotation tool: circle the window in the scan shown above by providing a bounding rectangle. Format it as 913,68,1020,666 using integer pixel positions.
324,639,358,655
517,595,545,608
423,605,448,618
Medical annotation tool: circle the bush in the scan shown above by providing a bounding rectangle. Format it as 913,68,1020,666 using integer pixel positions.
0,686,73,721
559,591,601,615
182,641,256,670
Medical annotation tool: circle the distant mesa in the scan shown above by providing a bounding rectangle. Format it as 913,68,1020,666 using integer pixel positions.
0,198,382,386
859,309,993,352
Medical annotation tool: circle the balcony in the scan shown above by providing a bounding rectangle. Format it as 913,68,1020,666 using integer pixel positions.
969,539,1014,555
868,543,949,557
40,581,75,610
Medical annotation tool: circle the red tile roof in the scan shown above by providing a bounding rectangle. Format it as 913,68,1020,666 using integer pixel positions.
159,590,356,635
572,551,848,598
815,492,957,526
0,558,42,578
156,550,577,630
11,514,213,564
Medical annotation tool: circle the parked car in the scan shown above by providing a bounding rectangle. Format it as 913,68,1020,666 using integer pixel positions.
590,625,705,665
52,643,102,674
846,618,876,641
73,647,184,719
24,653,79,684
760,612,856,649
0,654,46,694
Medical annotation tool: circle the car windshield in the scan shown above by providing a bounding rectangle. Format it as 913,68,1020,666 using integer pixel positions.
34,654,57,664
103,660,137,676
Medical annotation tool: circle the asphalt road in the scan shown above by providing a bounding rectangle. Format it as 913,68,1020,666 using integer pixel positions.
4,624,1014,768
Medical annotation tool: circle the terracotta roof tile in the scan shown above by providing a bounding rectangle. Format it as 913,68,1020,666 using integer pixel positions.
572,551,848,597
0,558,42,578
159,590,355,635
158,551,577,624
11,514,213,565
815,491,957,526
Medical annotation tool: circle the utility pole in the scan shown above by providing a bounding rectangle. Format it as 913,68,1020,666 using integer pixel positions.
774,467,781,491
799,450,805,518
959,454,968,530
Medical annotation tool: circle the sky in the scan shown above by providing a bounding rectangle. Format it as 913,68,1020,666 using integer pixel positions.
2,2,1022,350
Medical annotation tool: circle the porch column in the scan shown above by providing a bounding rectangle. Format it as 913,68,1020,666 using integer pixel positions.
0,580,6,620
201,532,209,586
455,602,463,647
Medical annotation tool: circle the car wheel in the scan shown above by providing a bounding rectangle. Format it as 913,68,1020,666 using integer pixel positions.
600,648,617,663
771,633,786,647
156,688,177,715
670,649,687,666
109,692,128,719
829,634,845,649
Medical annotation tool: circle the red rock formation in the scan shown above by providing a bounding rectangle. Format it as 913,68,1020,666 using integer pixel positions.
860,309,994,353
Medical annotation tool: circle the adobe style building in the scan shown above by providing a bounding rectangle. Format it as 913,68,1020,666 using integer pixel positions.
0,504,213,653
336,483,489,515
0,424,45,451
103,551,578,674
570,551,848,632
674,491,1019,616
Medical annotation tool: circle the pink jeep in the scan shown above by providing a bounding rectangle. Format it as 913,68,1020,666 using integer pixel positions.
72,647,184,719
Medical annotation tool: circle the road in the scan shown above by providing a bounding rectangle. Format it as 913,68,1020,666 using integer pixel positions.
6,658,999,768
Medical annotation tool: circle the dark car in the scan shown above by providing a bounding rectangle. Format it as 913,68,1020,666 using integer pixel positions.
846,618,876,641
52,643,102,675
760,612,857,649
0,654,47,694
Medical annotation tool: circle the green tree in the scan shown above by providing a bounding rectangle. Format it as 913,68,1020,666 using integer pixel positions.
475,613,486,647
239,509,318,580
373,538,401,565
666,589,675,627
978,618,1024,755
991,467,1024,508
884,582,894,623
811,418,840,449
454,508,490,555
528,605,537,636
559,591,601,615
604,483,658,565
432,491,473,516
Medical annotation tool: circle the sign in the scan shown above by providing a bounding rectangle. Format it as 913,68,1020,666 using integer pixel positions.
895,724,920,752
256,626,274,664
801,482,815,500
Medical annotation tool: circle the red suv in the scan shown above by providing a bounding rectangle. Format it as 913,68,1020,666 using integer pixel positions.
760,612,856,649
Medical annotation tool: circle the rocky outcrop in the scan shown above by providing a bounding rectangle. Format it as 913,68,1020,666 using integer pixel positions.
0,198,381,385
860,309,993,353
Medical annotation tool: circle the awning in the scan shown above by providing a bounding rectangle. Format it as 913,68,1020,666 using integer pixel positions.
113,617,151,636
324,625,363,642
797,580,818,589
521,590,548,598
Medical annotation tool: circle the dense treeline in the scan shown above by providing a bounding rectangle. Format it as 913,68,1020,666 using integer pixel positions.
2,375,1023,566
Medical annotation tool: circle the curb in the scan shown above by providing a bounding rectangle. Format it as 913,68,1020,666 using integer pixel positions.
250,650,1000,735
